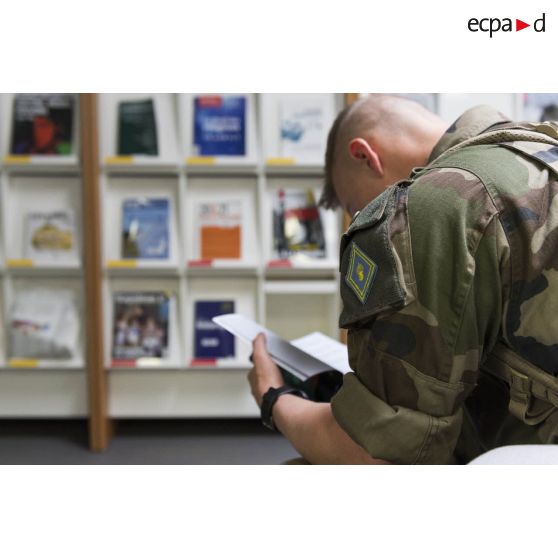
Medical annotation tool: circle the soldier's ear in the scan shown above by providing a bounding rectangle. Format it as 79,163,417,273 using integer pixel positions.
348,138,384,178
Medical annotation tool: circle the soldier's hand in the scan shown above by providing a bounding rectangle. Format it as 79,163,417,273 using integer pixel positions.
248,333,284,407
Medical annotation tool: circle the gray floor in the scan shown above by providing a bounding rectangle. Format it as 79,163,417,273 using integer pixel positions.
0,419,299,464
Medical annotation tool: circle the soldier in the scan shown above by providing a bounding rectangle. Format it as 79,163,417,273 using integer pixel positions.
248,94,558,464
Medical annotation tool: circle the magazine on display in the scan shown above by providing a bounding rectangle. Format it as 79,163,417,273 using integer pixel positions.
9,288,80,360
10,94,74,155
272,188,326,260
193,95,246,156
279,97,327,161
213,313,351,402
112,291,170,361
117,98,159,156
121,197,170,260
194,300,236,359
196,200,242,260
25,210,77,262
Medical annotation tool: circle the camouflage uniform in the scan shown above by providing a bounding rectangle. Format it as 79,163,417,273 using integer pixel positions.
331,105,558,464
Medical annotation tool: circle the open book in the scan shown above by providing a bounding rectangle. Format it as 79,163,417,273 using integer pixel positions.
213,313,352,401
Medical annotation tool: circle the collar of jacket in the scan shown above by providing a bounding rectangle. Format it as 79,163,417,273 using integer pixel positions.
428,105,511,163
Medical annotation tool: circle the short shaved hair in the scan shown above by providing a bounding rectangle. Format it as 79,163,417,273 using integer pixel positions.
320,94,435,209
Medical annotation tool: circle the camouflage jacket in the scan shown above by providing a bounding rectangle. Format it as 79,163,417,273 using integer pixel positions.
331,105,558,464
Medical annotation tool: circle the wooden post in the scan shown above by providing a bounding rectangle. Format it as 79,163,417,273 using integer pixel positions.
80,94,112,451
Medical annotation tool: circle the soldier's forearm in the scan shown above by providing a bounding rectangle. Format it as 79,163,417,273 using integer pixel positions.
272,395,387,465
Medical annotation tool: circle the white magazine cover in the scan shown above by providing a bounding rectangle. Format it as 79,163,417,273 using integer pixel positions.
9,288,80,359
279,96,328,162
25,210,78,263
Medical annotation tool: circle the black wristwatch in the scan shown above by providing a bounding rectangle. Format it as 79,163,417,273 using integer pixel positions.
261,385,308,432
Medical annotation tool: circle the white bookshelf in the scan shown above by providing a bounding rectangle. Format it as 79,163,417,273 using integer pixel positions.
0,94,88,417
97,93,343,418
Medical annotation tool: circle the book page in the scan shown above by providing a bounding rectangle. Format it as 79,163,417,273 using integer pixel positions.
291,332,351,374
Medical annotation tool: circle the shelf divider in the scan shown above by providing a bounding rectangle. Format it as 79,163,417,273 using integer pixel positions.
81,93,113,452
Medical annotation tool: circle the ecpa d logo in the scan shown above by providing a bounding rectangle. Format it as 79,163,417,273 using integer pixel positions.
468,13,546,37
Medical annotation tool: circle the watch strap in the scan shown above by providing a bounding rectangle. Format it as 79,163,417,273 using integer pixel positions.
261,385,308,431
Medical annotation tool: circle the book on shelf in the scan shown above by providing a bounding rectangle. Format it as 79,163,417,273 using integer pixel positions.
9,288,80,360
193,95,246,156
522,93,558,121
196,200,242,260
194,300,235,360
279,96,328,161
272,188,326,261
10,94,74,156
117,98,159,156
25,210,77,262
112,291,171,362
213,313,350,402
121,198,170,260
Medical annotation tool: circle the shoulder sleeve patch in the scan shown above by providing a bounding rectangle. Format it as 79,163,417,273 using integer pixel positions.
339,185,408,328
345,242,378,304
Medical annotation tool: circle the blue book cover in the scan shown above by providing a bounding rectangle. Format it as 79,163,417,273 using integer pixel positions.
194,300,236,359
193,96,246,156
122,198,170,259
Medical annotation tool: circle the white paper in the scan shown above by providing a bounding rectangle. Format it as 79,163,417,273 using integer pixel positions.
213,313,351,379
291,332,351,374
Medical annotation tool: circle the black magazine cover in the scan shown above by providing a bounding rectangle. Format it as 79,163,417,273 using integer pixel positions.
117,98,159,156
10,94,74,155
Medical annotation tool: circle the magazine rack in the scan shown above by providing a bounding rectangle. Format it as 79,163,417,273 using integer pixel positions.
97,93,343,429
0,94,88,420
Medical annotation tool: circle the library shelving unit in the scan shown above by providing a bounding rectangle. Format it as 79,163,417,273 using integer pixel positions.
0,94,88,418
97,93,344,421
